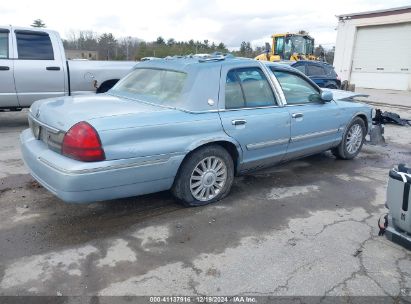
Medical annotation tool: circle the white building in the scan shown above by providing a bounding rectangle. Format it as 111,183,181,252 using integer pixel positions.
334,6,411,91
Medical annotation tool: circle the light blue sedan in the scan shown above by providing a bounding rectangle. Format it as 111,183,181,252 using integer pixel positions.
20,56,373,206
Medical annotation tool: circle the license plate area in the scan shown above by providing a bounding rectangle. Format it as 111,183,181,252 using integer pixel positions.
28,116,64,152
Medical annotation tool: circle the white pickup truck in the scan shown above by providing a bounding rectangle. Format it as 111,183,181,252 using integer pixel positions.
0,26,136,111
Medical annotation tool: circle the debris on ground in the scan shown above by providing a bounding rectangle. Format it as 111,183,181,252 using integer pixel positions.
374,109,411,126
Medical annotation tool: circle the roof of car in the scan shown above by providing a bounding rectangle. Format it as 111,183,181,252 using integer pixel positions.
135,55,256,71
114,55,326,112
134,54,312,74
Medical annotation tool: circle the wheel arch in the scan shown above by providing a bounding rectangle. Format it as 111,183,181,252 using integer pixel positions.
354,112,369,134
339,111,370,143
183,139,242,174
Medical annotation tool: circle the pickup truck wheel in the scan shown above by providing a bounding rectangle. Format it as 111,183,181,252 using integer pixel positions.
332,117,365,160
172,145,234,207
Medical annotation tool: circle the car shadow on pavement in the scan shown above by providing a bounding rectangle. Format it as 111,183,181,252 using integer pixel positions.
0,111,29,130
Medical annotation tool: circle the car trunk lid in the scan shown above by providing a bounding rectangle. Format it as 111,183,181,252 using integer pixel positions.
28,94,171,155
29,94,169,132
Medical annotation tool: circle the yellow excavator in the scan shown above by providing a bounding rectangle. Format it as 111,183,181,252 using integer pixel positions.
255,33,318,62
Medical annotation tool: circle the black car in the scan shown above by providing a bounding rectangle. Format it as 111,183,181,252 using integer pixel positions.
285,60,341,89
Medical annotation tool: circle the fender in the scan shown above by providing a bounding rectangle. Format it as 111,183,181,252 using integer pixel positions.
339,110,371,137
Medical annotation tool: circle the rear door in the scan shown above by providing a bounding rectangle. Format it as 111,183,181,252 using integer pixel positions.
0,27,19,108
270,68,343,160
12,29,65,107
218,63,290,171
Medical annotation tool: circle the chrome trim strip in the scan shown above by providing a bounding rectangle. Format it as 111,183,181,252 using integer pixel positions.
258,61,286,107
28,114,61,134
285,101,338,106
218,105,282,112
260,62,288,105
291,128,340,142
37,154,181,175
246,138,290,150
16,92,66,96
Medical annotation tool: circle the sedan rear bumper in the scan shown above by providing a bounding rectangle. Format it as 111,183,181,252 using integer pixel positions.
20,129,184,203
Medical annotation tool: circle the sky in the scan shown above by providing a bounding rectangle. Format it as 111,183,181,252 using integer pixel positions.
1,0,411,49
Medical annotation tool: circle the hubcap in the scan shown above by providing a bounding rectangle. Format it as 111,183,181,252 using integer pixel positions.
190,156,227,202
346,124,363,154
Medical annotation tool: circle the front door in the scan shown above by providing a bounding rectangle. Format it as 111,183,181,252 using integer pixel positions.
0,28,18,108
270,68,343,160
12,29,65,107
218,64,290,171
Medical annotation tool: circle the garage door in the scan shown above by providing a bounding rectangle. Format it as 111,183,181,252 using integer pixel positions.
351,23,411,90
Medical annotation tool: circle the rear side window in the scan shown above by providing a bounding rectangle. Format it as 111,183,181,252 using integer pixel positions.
225,67,276,109
307,64,326,76
16,31,54,60
0,32,8,59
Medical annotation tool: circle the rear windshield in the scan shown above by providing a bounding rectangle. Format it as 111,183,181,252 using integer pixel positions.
111,68,187,105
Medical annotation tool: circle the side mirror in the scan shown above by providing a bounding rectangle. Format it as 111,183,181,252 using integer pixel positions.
320,90,333,102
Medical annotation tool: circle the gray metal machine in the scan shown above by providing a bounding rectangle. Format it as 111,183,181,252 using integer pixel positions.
384,164,411,250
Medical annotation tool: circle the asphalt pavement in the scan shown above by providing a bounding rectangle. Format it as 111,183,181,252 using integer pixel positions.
0,104,410,301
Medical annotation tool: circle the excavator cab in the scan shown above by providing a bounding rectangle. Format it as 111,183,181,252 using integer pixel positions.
256,33,317,62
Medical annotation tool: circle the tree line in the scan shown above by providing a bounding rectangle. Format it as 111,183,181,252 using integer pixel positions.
32,19,334,63
62,30,233,61
62,31,334,63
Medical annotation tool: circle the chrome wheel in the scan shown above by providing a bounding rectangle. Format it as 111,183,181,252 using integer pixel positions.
190,156,227,202
345,124,363,154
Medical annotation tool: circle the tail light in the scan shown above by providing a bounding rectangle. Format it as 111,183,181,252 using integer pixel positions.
62,121,105,162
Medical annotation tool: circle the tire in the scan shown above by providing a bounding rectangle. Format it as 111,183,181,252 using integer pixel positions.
332,117,366,160
172,145,234,207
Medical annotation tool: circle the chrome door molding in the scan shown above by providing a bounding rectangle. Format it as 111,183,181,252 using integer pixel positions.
246,138,290,150
290,128,341,143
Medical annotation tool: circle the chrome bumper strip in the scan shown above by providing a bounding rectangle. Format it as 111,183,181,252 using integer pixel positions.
38,153,183,175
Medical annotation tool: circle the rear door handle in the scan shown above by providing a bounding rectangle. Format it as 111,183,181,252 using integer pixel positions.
292,113,304,119
46,66,61,71
0,66,10,71
232,119,247,126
